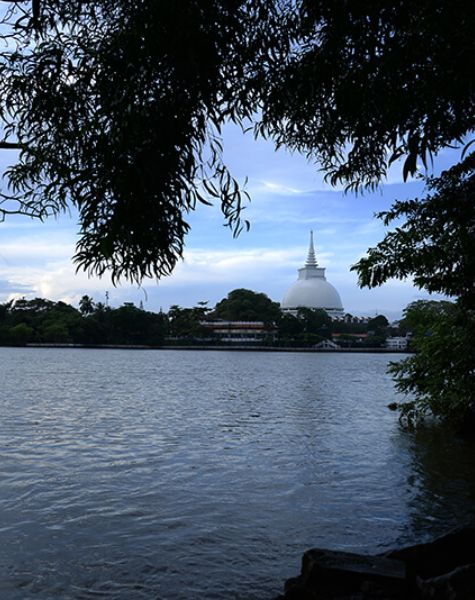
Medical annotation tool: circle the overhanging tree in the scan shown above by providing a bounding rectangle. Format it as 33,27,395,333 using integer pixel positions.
354,155,475,310
259,1,475,189
0,0,292,281
386,301,475,429
0,1,474,281
352,157,475,428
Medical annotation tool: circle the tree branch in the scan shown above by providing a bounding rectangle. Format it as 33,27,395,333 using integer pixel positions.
0,208,44,221
0,141,23,149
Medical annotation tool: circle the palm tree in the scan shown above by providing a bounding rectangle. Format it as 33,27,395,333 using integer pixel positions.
79,295,95,316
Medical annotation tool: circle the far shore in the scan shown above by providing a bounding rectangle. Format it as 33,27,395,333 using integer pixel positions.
14,343,413,353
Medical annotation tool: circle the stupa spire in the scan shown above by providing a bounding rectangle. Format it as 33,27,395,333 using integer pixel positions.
306,230,318,266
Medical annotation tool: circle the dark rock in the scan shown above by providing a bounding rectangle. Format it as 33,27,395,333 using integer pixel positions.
284,548,406,599
416,563,475,599
385,525,475,581
283,526,475,599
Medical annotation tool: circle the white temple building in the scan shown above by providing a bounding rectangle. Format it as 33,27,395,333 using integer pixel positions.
281,231,344,318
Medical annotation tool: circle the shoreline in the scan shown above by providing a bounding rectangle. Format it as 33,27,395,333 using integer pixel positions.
15,343,413,353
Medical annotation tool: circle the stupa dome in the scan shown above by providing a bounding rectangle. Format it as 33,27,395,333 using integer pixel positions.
281,232,344,318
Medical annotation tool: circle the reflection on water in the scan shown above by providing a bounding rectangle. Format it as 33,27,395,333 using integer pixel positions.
403,427,475,539
0,348,474,599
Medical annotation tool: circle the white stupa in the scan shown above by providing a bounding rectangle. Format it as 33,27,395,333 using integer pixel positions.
281,231,344,318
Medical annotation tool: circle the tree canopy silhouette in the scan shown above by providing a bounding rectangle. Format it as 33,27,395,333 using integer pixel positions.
353,154,475,310
0,1,474,282
352,157,475,428
213,288,281,322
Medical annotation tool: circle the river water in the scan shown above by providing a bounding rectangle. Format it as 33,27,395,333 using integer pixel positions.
0,347,474,599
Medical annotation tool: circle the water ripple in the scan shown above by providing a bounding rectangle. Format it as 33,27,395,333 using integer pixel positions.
0,348,474,599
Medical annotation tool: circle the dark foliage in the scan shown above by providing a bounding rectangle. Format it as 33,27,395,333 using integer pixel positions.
167,303,209,339
213,288,282,322
0,1,291,281
259,1,475,189
0,293,391,348
353,157,475,427
1,2,474,280
388,301,475,429
353,154,475,309
0,297,168,346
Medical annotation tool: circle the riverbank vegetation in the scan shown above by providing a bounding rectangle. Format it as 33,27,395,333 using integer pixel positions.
0,289,399,349
353,159,475,430
389,301,475,431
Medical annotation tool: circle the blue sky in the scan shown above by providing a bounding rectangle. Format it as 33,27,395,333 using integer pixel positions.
0,123,460,320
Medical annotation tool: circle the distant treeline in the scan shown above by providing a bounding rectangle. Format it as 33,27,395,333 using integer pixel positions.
0,289,402,348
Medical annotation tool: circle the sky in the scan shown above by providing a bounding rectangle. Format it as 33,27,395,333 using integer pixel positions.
0,123,461,321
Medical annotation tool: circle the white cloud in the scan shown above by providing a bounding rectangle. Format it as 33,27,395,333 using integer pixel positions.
0,239,74,263
0,235,443,319
165,247,303,286
0,260,110,300
258,180,303,195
